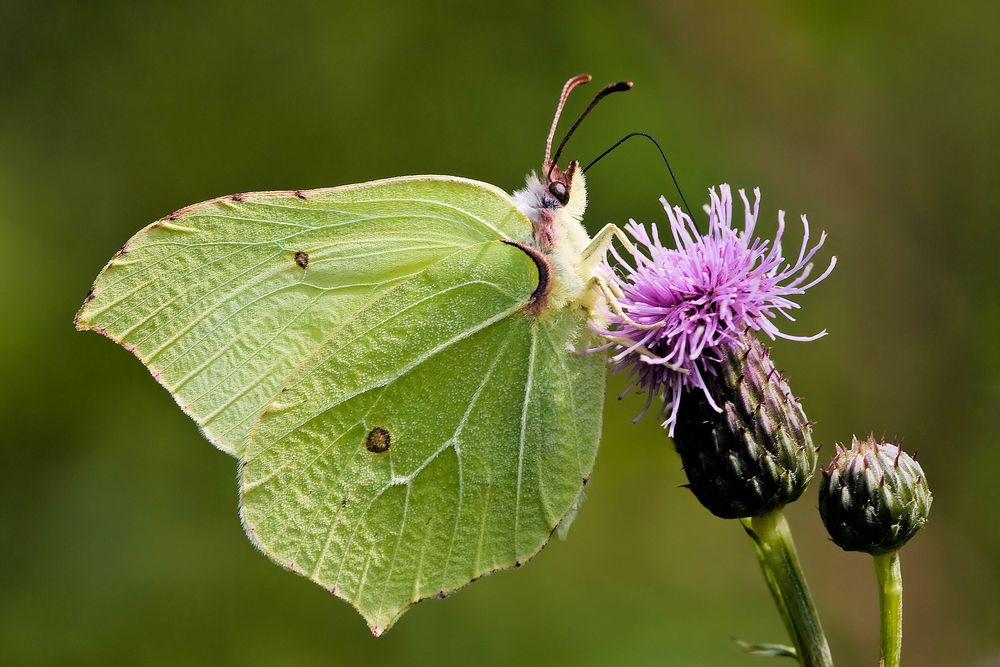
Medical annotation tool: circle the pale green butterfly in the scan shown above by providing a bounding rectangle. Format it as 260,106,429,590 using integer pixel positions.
76,74,642,635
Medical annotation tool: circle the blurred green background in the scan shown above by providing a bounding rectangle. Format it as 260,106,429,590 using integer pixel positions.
2,1,998,665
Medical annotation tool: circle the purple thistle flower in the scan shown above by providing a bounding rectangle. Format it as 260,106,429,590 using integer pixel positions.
594,184,836,435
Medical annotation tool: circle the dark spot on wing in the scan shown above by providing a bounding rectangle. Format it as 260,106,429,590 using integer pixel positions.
365,426,391,453
231,193,246,202
294,251,309,269
294,190,307,200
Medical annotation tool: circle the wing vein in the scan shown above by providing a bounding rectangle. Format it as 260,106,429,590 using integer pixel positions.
513,323,538,556
255,285,522,457
437,331,515,590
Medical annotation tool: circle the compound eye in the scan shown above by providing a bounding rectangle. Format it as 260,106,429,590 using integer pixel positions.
548,181,569,205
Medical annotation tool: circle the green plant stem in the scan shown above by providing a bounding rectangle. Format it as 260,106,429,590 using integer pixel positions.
740,518,795,643
873,551,902,667
749,510,833,667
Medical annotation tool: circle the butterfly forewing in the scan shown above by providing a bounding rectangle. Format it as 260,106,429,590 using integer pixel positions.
239,239,605,633
76,177,528,455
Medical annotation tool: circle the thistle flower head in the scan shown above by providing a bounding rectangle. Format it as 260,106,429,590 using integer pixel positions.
595,184,836,434
818,436,932,554
672,334,817,519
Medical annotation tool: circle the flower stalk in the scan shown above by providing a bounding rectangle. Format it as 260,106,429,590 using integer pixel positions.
874,551,903,667
749,510,833,667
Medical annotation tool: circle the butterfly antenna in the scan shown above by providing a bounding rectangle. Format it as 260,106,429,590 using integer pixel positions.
583,131,694,220
548,80,634,178
544,74,593,167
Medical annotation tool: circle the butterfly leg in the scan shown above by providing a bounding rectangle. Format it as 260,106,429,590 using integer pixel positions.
590,274,663,331
579,225,655,328
585,286,685,371
579,223,640,275
578,225,661,331
578,224,684,367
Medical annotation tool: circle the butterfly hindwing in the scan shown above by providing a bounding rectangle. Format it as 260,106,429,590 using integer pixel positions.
238,242,605,633
76,177,529,455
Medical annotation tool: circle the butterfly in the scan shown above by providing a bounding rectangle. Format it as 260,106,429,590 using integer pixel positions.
76,74,639,635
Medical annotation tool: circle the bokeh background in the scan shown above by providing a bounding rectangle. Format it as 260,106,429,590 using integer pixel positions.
2,1,998,665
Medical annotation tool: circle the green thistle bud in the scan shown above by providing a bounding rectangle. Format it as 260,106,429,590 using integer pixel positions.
818,437,932,554
672,335,817,519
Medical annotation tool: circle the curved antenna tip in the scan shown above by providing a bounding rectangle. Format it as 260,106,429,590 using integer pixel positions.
548,79,636,171
544,75,595,165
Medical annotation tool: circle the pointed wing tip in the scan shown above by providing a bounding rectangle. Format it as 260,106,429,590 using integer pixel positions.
74,314,112,340
361,606,405,638
74,293,96,331
74,305,104,334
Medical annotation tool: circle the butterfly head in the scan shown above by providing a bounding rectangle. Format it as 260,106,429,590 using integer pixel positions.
543,159,583,209
514,75,630,247
513,160,588,243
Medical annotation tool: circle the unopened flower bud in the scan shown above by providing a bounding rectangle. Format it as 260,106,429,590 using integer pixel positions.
818,437,932,554
672,335,817,519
